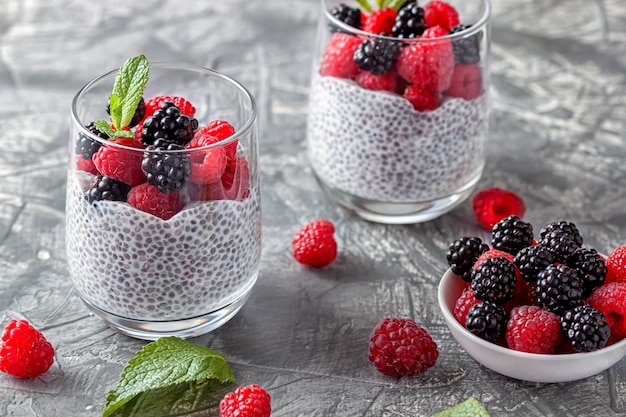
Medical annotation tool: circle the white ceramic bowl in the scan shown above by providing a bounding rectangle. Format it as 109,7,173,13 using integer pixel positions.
438,268,626,383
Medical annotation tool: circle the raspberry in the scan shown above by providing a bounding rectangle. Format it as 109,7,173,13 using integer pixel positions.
319,33,361,79
474,248,515,271
444,64,483,100
449,24,482,64
391,1,427,39
403,85,441,111
368,317,438,377
505,305,562,354
92,137,147,186
188,145,227,185
471,187,525,230
446,236,489,282
491,215,534,256
535,264,583,315
471,256,517,304
396,26,454,92
194,120,238,161
219,384,271,417
604,246,626,284
355,69,402,93
560,305,610,352
0,320,54,378
587,282,626,339
141,101,199,147
453,287,481,326
465,301,508,343
144,95,196,118
127,183,184,220
85,175,131,203
292,219,337,267
222,157,251,201
362,8,397,34
142,139,191,193
76,155,99,175
329,3,362,31
423,1,460,32
353,38,400,76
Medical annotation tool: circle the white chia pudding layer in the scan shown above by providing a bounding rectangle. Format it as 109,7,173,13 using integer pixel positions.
307,75,489,203
66,175,262,321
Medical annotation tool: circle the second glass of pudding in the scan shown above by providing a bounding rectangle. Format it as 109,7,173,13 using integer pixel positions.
307,0,491,224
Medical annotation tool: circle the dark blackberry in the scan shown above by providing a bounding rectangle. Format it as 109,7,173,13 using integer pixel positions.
107,97,146,128
535,264,583,315
449,25,481,64
329,3,361,32
75,122,109,160
539,228,580,263
513,245,556,282
491,215,534,255
560,305,610,352
465,301,508,344
141,101,198,147
391,1,427,39
446,237,489,282
353,38,400,76
471,256,517,304
566,248,607,296
141,138,191,194
539,220,583,247
85,175,131,204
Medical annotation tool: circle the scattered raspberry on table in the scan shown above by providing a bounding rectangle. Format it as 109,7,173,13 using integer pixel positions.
219,384,271,417
292,219,338,267
471,187,526,230
0,319,55,378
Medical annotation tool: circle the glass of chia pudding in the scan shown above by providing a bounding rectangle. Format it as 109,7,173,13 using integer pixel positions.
67,57,260,340
307,0,491,224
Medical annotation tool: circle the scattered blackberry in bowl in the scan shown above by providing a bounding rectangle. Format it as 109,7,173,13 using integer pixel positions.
539,228,580,263
561,305,610,352
142,138,191,194
540,220,584,247
535,264,583,315
446,236,489,282
75,122,109,160
491,215,533,255
471,256,517,304
514,245,556,282
141,101,198,147
353,38,400,76
567,248,607,296
465,301,508,344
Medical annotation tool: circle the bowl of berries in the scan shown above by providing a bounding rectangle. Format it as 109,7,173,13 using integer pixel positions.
438,215,626,383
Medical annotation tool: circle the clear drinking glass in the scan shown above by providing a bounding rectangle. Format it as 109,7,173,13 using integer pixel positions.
307,0,491,224
67,63,260,340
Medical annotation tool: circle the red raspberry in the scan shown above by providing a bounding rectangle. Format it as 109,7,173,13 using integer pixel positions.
191,120,238,161
292,219,337,267
423,1,460,31
368,317,438,377
587,282,626,339
362,7,397,34
76,155,99,175
222,157,251,201
219,384,271,417
453,287,481,326
0,320,54,378
396,26,454,92
144,95,196,118
444,64,483,100
403,85,441,111
471,187,526,230
355,69,402,93
604,246,626,284
127,183,184,220
320,33,362,79
506,305,562,353
92,137,146,186
186,135,228,185
474,248,515,270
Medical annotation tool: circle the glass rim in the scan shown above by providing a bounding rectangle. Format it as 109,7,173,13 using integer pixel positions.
70,62,257,154
322,0,491,43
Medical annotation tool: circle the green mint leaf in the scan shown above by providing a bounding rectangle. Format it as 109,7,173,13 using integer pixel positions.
93,120,116,138
385,0,409,12
102,337,235,417
431,397,491,417
110,54,149,130
109,93,123,131
355,0,373,12
375,0,384,9
112,130,135,139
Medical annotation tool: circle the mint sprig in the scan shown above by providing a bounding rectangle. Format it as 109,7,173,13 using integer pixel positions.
356,0,408,12
93,120,134,139
102,337,235,417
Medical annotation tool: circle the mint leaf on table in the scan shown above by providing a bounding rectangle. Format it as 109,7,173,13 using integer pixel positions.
431,397,491,417
102,337,235,417
109,54,149,131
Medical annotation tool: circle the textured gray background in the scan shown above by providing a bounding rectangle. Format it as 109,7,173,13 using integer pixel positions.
1,0,626,416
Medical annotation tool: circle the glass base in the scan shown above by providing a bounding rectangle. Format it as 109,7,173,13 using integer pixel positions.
315,174,481,224
81,289,252,340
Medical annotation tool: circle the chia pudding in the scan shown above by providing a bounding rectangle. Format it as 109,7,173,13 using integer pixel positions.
307,74,488,203
66,173,262,321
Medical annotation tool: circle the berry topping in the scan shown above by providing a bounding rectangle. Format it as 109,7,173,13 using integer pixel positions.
76,122,109,160
353,37,400,75
446,236,489,282
465,301,508,344
219,384,271,417
76,155,99,175
0,320,54,378
141,101,198,147
471,187,525,230
423,0,460,32
391,0,427,39
535,264,583,315
355,69,402,93
567,248,607,296
127,183,184,220
539,228,580,263
292,219,337,267
92,137,147,186
362,8,397,34
505,305,562,354
491,215,534,256
587,282,626,339
453,287,481,326
604,245,626,284
329,3,362,31
194,120,238,160
142,138,191,193
514,245,556,282
449,24,481,64
444,64,483,100
368,317,439,377
85,175,131,203
188,145,227,185
403,85,441,111
144,95,196,117
560,305,610,352
320,32,362,79
222,157,251,201
471,256,517,304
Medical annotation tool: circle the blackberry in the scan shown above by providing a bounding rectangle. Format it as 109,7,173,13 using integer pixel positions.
539,220,583,247
513,245,556,282
491,215,533,255
471,256,517,304
329,3,361,32
535,264,583,315
465,301,508,344
446,237,489,282
353,38,400,76
141,101,198,147
560,305,610,352
539,228,580,263
75,122,109,160
107,97,146,128
391,1,428,39
85,175,131,204
449,25,481,64
567,248,607,296
142,138,191,194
